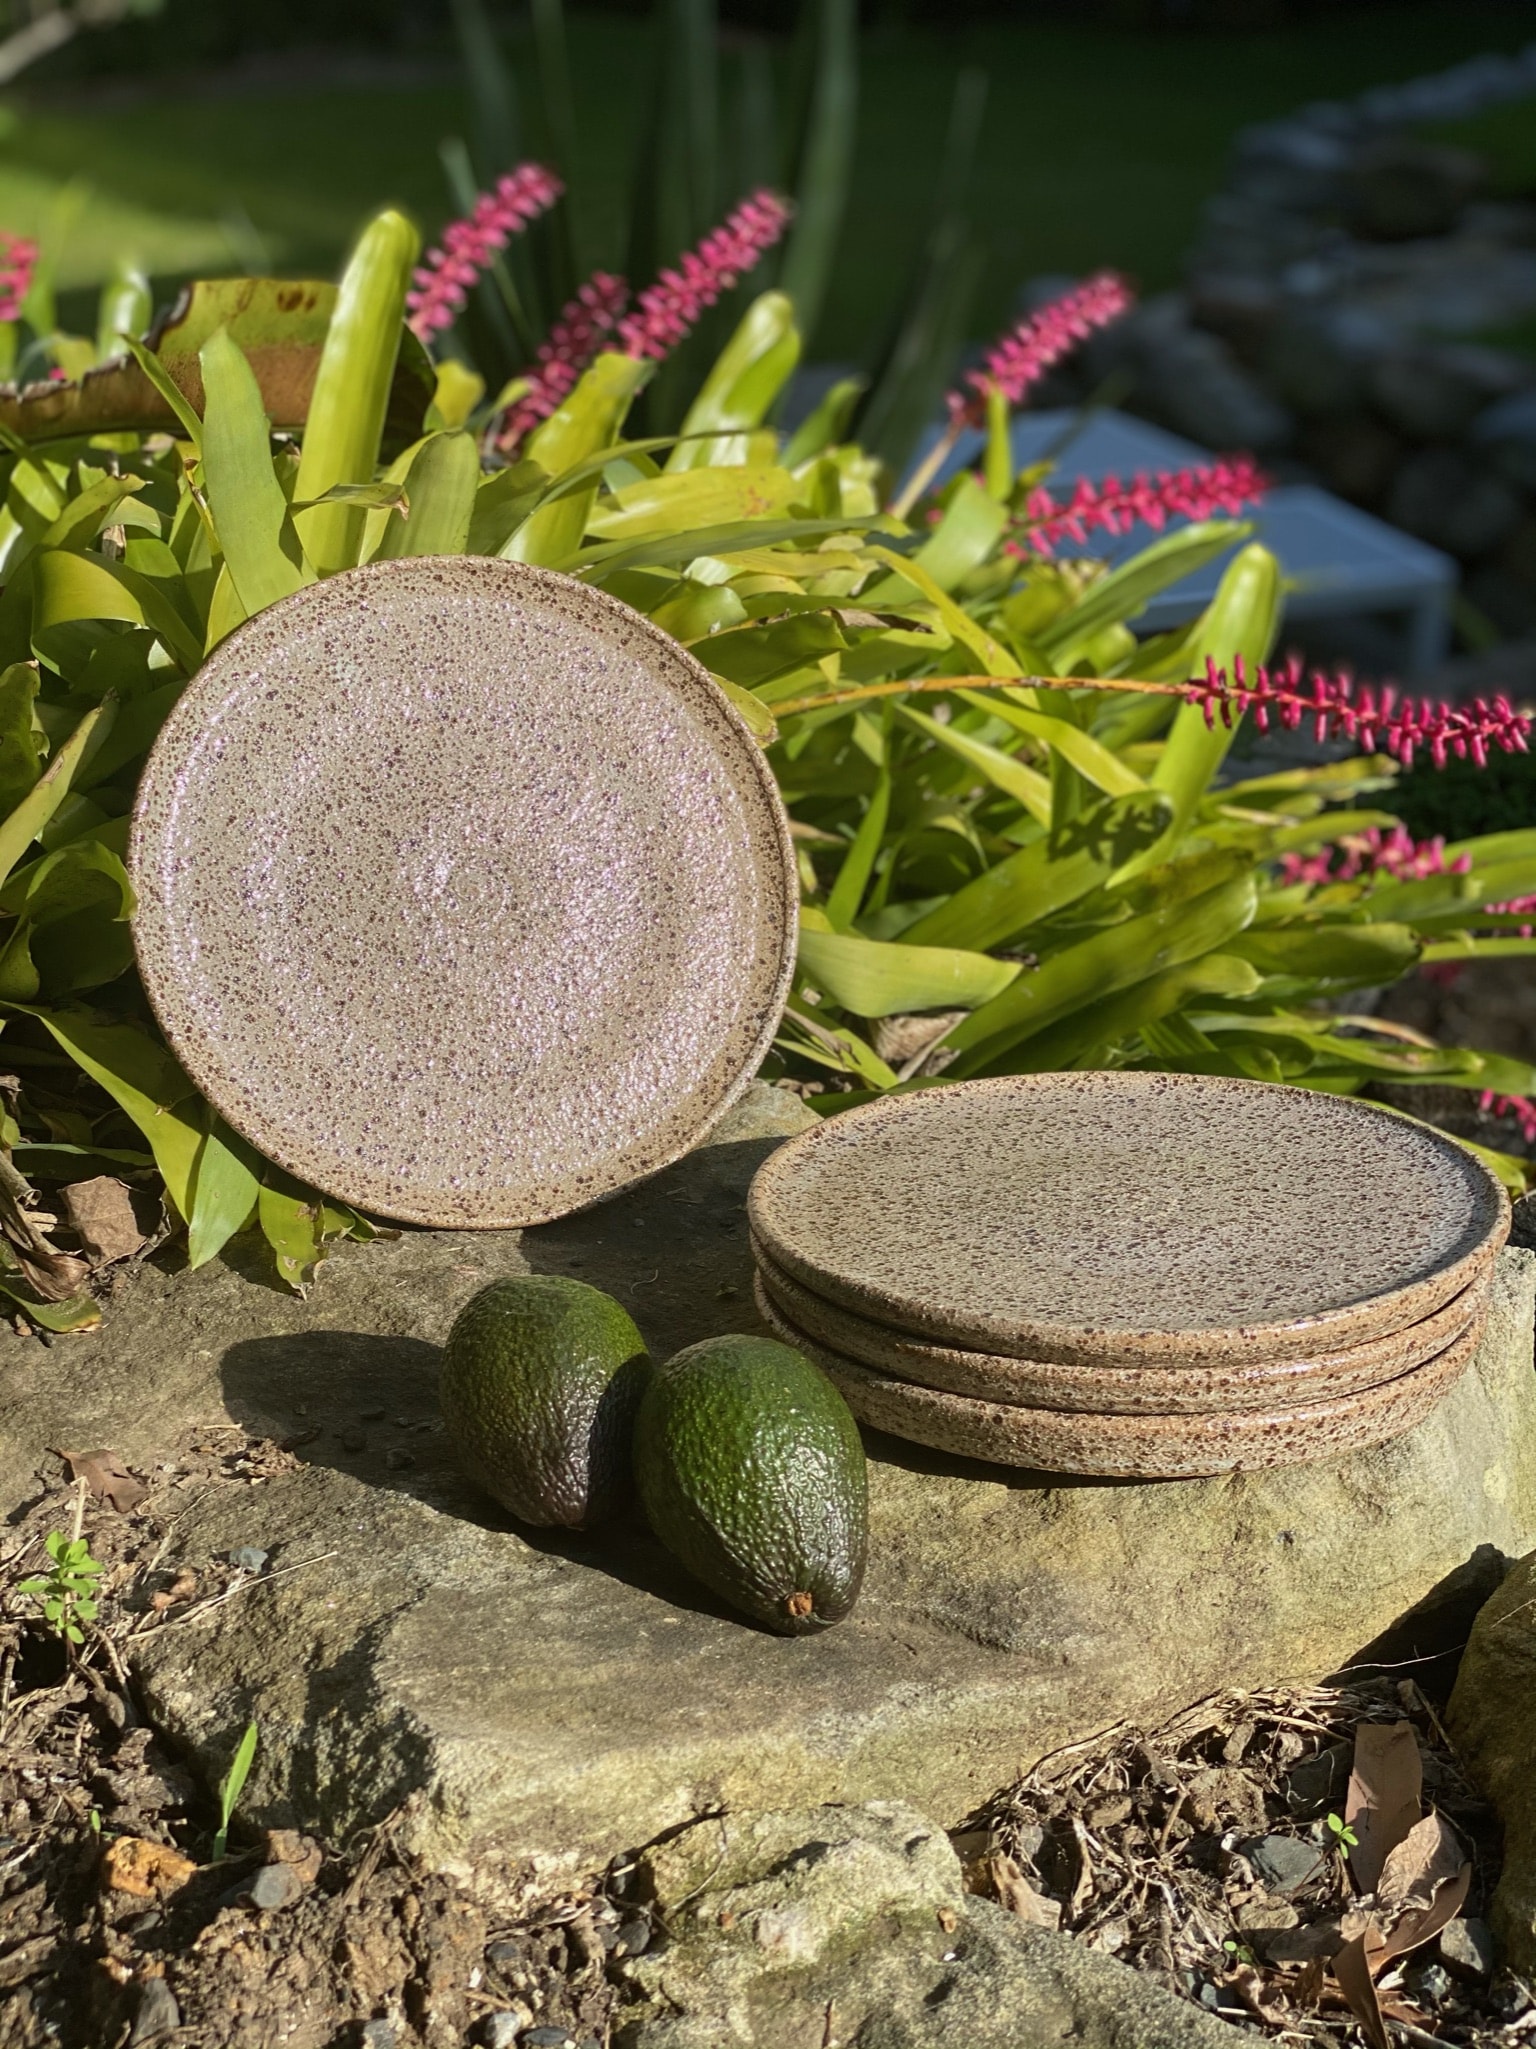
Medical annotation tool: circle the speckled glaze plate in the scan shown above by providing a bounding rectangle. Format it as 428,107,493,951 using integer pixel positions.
748,1074,1509,1367
753,1242,1494,1414
130,557,797,1227
755,1278,1484,1477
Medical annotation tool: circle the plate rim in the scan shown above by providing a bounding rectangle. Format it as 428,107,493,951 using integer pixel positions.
747,1071,1510,1363
128,555,798,1228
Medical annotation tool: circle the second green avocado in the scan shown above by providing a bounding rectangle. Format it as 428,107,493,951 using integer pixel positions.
440,1274,648,1529
635,1333,868,1634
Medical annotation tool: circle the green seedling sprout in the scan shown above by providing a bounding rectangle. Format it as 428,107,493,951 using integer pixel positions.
211,1721,259,1861
1325,1811,1358,1858
16,1531,104,1645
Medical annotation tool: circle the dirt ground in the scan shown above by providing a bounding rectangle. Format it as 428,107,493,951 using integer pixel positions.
4,1427,1535,2049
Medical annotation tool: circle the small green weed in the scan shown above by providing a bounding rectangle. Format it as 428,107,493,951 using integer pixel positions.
15,1531,104,1646
1324,1812,1358,1858
212,1721,259,1862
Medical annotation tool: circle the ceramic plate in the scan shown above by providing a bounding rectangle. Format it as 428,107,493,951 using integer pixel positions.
130,558,797,1226
755,1279,1485,1478
748,1073,1508,1366
752,1241,1493,1414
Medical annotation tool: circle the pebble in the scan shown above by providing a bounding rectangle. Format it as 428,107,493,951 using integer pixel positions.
1409,1961,1454,2006
1246,1833,1324,1894
1439,1916,1497,1980
339,1430,367,1454
610,1916,651,1958
129,1977,181,2043
480,2017,522,2049
385,1448,415,1471
229,1546,268,1573
522,2030,576,2049
361,2023,397,2049
248,1862,305,1911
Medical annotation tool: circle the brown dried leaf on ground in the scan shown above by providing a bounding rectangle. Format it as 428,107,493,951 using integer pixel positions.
1346,1719,1423,1894
1334,1933,1391,2049
51,1446,148,1513
1371,1813,1472,1969
59,1176,151,1267
991,1852,1062,1929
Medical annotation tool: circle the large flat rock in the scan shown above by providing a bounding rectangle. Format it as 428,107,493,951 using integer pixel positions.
5,1088,1535,1879
1447,1546,1536,1972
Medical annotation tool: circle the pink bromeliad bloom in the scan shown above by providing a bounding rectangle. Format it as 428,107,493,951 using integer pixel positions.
617,190,792,361
0,232,37,325
496,271,629,450
1190,654,1532,772
406,164,564,340
1008,456,1267,558
1482,1093,1536,1143
948,272,1133,429
1277,826,1472,888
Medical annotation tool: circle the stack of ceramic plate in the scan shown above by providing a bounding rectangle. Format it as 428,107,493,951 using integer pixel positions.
748,1073,1510,1477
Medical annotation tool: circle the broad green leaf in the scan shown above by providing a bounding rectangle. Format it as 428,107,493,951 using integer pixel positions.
95,261,152,363
1004,953,1264,1071
667,293,802,470
983,384,1012,501
866,543,1015,675
897,704,1052,825
39,472,147,554
118,334,204,451
294,210,420,575
1037,521,1253,663
826,770,890,931
0,1268,100,1331
430,358,486,432
1229,920,1420,983
588,465,801,543
572,514,878,581
32,551,202,673
0,698,114,889
799,925,1019,1018
506,353,652,568
902,790,1174,952
466,459,547,557
778,0,857,341
958,689,1145,798
374,431,479,559
199,328,311,616
947,862,1258,1073
1121,542,1282,878
710,673,777,744
187,1118,261,1268
28,1006,204,1219
258,1177,327,1294
0,661,40,816
783,375,866,467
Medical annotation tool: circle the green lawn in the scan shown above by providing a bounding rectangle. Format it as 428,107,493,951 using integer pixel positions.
7,2,1536,361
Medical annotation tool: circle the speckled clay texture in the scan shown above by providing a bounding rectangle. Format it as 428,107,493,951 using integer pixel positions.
752,1241,1494,1414
747,1073,1508,1366
129,558,798,1226
755,1277,1486,1477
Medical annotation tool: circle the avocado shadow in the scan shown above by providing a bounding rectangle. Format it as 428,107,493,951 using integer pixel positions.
216,1329,748,1629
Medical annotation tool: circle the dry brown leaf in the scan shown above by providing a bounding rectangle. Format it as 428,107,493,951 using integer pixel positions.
102,1837,198,1899
52,1447,147,1514
1227,1962,1291,2026
1333,1932,1391,2049
991,1851,1062,1930
59,1176,151,1267
1346,1720,1422,1895
1373,1856,1472,1969
1376,1811,1466,1924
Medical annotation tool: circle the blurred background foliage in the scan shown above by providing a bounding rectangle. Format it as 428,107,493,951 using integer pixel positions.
1,0,1533,371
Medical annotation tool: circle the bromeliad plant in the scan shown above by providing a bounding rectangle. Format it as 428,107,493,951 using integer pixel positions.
0,201,1533,1332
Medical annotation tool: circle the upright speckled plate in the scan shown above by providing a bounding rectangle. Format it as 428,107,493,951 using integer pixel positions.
130,557,797,1226
748,1073,1508,1367
755,1278,1485,1477
752,1240,1494,1414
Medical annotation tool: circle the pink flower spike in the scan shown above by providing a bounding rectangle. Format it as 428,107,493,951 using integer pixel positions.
0,232,38,326
1481,1091,1536,1145
1010,456,1268,558
617,189,792,363
1188,659,1532,772
495,270,630,452
948,271,1133,429
406,163,564,341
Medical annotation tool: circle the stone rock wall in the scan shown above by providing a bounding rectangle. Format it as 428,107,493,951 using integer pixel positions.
1039,47,1536,646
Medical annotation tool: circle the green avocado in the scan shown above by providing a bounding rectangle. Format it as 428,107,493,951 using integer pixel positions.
634,1333,868,1634
439,1275,648,1529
